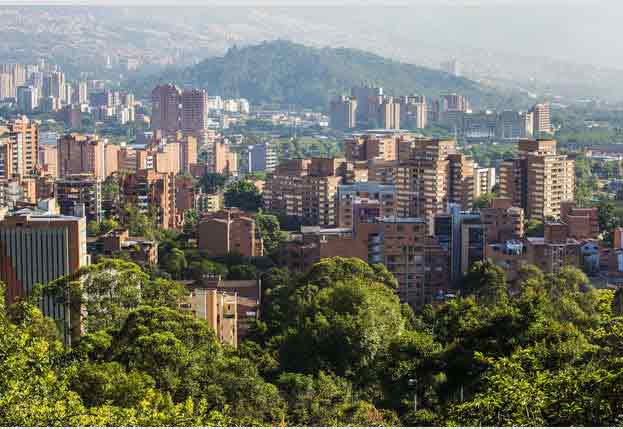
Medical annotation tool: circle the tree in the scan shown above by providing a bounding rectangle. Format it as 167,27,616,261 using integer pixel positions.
224,180,263,212
525,218,544,237
100,218,119,234
472,192,495,210
613,288,623,316
462,260,507,305
188,259,228,282
87,220,101,237
182,209,199,237
124,205,157,240
597,200,622,246
256,212,288,256
68,362,155,408
161,248,188,280
200,173,227,193
46,259,148,333
228,264,258,280
276,268,405,376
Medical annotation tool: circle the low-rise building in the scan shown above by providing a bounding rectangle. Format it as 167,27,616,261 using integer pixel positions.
197,208,263,257
184,288,238,347
97,228,158,266
486,222,583,281
560,201,600,240
481,198,525,243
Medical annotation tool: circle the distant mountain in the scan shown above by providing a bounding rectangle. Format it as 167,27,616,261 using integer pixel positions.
136,40,525,111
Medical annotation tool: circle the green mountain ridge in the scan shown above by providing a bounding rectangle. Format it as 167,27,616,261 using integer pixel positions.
135,40,526,110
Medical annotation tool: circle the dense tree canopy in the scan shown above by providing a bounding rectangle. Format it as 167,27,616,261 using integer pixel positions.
224,180,263,212
3,256,623,426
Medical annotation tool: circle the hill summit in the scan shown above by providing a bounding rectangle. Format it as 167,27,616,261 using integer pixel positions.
151,40,515,110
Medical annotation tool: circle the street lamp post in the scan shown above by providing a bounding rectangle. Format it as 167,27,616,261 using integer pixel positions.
408,378,418,413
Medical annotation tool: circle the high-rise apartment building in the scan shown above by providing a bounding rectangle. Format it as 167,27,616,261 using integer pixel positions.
74,81,88,104
0,212,88,345
55,174,103,222
151,84,181,137
378,96,401,129
246,142,277,173
264,158,347,227
434,204,484,283
16,85,38,113
181,89,208,136
58,134,105,179
530,103,552,137
462,111,497,139
497,110,533,139
499,139,574,220
394,138,456,231
208,141,238,175
154,141,181,175
448,153,475,210
0,73,12,99
50,71,65,100
282,216,449,307
351,85,383,126
329,96,357,130
7,117,38,177
441,94,469,112
121,169,177,230
473,166,496,198
400,96,428,129
344,134,399,162
337,182,397,228
90,90,113,108
38,143,58,177
359,216,449,306
0,140,13,180
0,64,26,98
180,135,198,172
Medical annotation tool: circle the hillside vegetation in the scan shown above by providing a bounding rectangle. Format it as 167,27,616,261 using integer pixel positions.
135,40,523,110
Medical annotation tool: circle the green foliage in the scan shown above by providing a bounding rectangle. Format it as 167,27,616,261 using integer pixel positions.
6,255,623,426
224,180,263,212
227,264,258,280
525,218,545,237
462,260,508,305
275,136,342,159
465,142,516,168
188,259,228,282
472,192,495,210
574,154,601,207
255,212,288,257
123,205,158,240
162,248,188,280
199,172,227,193
145,40,517,110
87,218,120,237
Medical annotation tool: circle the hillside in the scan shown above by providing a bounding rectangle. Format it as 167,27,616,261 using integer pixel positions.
136,40,524,110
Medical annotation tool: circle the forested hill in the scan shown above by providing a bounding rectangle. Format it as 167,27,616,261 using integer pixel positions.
135,40,524,110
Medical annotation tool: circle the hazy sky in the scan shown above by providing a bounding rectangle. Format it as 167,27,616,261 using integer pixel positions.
5,0,623,69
